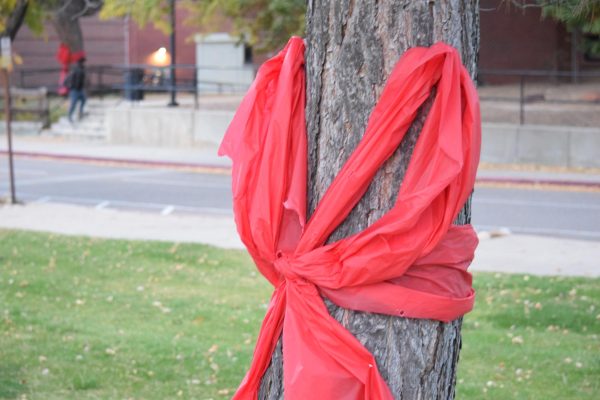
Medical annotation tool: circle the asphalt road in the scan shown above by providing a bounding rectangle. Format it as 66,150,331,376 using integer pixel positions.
0,157,232,215
2,157,600,240
472,186,600,240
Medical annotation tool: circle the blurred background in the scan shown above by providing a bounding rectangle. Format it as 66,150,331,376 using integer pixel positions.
0,1,598,399
2,0,599,241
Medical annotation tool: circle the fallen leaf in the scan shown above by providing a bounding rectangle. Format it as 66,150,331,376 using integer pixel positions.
511,336,524,345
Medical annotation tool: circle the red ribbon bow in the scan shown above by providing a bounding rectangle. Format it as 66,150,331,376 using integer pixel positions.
219,37,481,400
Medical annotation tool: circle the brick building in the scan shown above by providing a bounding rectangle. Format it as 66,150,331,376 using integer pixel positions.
479,1,599,82
10,3,600,90
12,6,198,89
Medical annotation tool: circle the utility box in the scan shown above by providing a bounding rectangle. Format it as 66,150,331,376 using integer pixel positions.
195,33,255,94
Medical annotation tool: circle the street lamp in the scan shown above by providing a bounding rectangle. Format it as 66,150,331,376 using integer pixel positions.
148,47,171,67
147,47,171,87
168,0,178,107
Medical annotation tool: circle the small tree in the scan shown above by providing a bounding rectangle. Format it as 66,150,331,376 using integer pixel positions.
1,0,102,54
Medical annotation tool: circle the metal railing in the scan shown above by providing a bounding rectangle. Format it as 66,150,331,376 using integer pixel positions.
478,69,600,125
14,64,255,108
13,65,600,124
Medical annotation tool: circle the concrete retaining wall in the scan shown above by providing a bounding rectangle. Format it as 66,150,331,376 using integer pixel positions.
105,107,600,169
106,106,234,148
481,123,600,168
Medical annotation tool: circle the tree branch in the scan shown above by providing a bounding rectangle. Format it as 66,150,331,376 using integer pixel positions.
2,0,29,40
70,0,104,20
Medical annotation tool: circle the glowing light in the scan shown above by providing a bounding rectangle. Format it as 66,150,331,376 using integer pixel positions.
148,47,171,67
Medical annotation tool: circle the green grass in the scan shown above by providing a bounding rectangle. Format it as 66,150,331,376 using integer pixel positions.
0,229,598,399
458,272,599,399
0,230,270,399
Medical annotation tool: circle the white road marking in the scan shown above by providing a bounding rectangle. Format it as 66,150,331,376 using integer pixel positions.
475,198,600,211
95,201,110,209
14,191,233,215
121,177,230,189
161,205,175,215
16,169,165,186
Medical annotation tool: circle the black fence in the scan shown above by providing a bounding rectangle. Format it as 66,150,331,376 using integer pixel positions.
12,65,600,125
478,69,600,125
14,64,254,108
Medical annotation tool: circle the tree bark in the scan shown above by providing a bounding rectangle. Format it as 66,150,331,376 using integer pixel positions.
49,0,104,52
259,1,479,399
2,0,29,40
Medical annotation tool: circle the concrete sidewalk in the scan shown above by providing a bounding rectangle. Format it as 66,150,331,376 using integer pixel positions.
0,202,243,249
0,135,231,169
0,202,598,278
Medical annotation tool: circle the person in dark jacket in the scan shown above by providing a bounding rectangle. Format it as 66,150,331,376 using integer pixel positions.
66,58,87,122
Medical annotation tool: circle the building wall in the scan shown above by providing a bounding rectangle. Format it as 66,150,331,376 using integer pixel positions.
479,2,569,73
11,6,197,88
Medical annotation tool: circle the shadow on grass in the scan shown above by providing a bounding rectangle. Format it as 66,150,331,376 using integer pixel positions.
0,362,26,399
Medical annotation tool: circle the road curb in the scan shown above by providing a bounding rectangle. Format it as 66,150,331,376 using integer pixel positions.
476,177,600,189
3,150,600,188
0,150,231,174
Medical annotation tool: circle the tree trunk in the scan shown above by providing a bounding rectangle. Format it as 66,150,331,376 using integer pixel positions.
259,1,479,399
49,0,104,52
2,0,29,40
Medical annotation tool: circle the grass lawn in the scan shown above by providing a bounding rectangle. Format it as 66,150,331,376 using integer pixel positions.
1,229,598,399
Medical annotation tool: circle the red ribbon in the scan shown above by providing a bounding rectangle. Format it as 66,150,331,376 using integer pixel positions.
56,43,86,95
219,37,481,400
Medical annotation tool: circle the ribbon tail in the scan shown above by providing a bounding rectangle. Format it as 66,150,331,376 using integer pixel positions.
233,283,287,399
283,281,393,400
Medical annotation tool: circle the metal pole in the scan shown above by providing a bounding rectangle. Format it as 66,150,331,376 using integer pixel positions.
571,29,579,84
193,69,198,109
98,66,104,98
124,14,130,67
2,68,16,204
519,75,525,126
168,0,178,107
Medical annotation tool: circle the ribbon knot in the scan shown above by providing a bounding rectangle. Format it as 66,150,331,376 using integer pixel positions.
273,254,301,282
